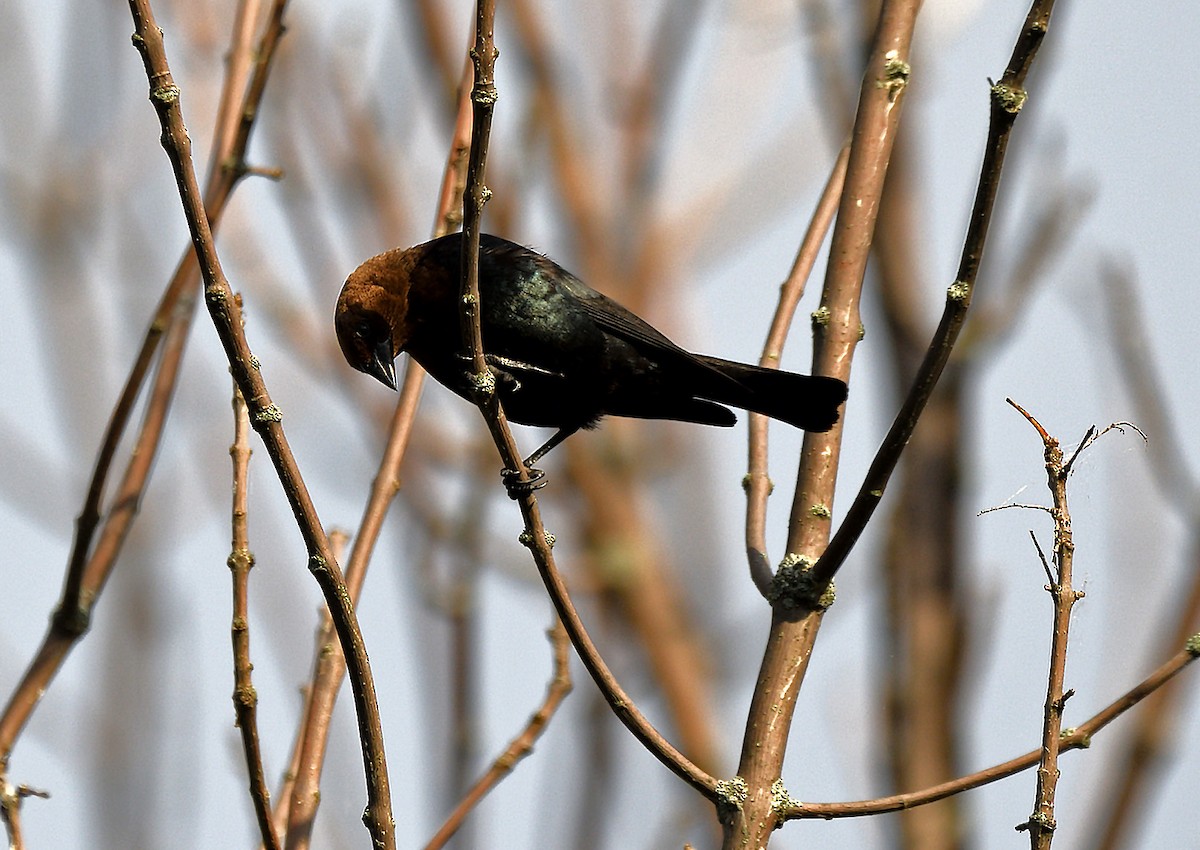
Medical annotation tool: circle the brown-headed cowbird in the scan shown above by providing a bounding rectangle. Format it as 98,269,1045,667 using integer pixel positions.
336,233,847,487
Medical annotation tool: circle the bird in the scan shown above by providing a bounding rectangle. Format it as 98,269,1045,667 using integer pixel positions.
335,233,847,492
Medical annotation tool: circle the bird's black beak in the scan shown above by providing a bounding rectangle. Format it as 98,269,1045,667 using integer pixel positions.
366,337,398,390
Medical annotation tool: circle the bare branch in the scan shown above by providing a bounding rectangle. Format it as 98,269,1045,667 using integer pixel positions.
813,0,1062,587
455,0,718,802
745,145,850,597
1007,397,1078,848
781,641,1200,821
228,375,280,850
422,620,573,850
0,0,287,772
124,4,395,846
727,2,921,845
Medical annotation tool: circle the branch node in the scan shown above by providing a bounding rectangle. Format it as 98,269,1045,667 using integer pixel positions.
947,280,971,302
233,684,258,709
51,603,91,637
307,554,329,577
715,776,748,816
809,503,832,519
810,305,832,327
743,473,774,495
226,548,255,572
769,554,834,611
151,84,180,104
519,529,556,550
991,80,1028,114
1186,633,1200,657
877,51,911,100
253,404,283,424
1066,727,1092,748
771,778,801,815
1017,810,1056,834
468,369,496,400
1053,687,1076,712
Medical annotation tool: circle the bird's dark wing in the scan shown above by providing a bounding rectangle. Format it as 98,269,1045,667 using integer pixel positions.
557,275,682,352
556,273,748,394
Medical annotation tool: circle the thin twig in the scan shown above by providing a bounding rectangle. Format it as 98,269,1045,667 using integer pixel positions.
511,5,732,780
0,781,49,850
744,145,850,597
978,503,1053,516
1007,398,1080,848
1030,530,1054,585
124,5,395,847
422,620,573,850
781,640,1200,820
1061,425,1097,477
229,376,281,850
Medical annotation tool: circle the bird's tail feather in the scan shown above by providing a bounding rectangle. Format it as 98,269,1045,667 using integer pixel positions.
694,355,848,432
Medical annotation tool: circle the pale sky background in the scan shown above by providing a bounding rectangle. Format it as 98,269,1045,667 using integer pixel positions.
1,1,1198,848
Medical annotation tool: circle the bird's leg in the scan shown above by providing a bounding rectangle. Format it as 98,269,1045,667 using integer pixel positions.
523,426,579,469
499,426,580,499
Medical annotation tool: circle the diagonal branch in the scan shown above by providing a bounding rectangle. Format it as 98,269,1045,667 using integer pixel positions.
275,58,478,844
124,3,395,847
456,0,718,801
781,639,1200,820
812,0,1062,587
0,0,288,773
422,620,572,850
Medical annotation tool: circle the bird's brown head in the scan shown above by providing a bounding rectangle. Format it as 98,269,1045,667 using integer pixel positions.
334,249,414,391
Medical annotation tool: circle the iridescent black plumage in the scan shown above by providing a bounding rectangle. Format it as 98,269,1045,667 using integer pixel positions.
336,233,847,466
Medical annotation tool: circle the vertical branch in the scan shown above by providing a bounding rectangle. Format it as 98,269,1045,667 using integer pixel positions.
228,376,281,850
459,0,498,378
1006,400,1084,849
744,146,849,596
124,4,395,848
725,3,919,846
457,0,536,486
